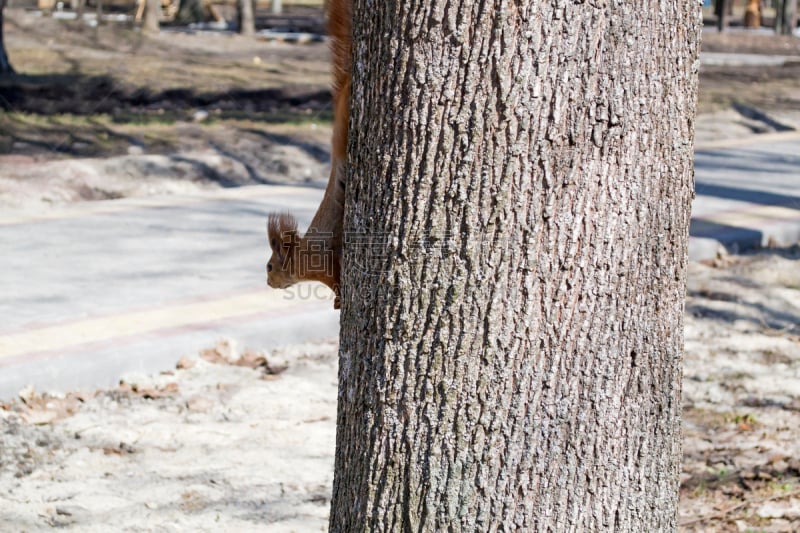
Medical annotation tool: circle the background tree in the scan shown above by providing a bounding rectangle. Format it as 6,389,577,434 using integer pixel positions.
716,0,731,31
143,0,160,33
0,0,13,75
174,0,222,25
237,0,255,37
75,0,85,22
776,0,799,35
331,1,700,531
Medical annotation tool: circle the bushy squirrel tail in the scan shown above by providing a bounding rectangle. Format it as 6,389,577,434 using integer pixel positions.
327,0,352,100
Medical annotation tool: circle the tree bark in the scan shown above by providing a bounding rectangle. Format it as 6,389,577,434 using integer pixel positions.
331,1,700,531
0,0,13,75
237,0,255,36
143,0,160,33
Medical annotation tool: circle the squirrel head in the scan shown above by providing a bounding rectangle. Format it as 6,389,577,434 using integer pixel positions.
266,212,300,289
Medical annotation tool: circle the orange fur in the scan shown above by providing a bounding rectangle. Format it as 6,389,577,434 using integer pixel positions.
266,0,351,309
744,0,761,28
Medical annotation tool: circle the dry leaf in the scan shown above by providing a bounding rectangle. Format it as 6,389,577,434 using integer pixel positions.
103,442,136,455
176,356,196,370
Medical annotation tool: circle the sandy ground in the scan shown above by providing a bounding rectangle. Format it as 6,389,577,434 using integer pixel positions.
0,121,332,211
0,340,338,532
681,252,800,532
1,250,799,532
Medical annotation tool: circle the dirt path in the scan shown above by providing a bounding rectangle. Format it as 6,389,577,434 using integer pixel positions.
0,340,338,532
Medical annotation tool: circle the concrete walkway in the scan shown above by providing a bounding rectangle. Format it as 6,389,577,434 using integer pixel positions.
0,186,340,398
1,131,798,398
700,52,800,67
691,131,800,260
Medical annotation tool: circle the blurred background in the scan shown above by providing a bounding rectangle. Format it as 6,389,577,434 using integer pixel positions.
0,0,798,205
0,0,336,204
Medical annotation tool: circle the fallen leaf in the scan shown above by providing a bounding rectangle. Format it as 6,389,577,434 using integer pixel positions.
18,385,36,405
103,442,136,455
176,356,196,370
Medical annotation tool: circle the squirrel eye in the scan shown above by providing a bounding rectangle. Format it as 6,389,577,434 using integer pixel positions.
270,238,277,247
267,263,273,272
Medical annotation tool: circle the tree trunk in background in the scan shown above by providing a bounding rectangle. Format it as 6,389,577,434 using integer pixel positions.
237,0,254,36
716,0,730,31
143,0,160,33
0,0,13,75
174,0,204,24
777,0,799,34
331,1,700,531
271,0,281,14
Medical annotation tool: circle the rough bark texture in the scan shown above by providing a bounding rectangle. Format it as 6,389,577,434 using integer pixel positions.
143,0,160,33
238,0,255,36
0,0,14,75
332,1,700,531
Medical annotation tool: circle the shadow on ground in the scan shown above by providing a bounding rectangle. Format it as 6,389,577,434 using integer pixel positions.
0,73,332,116
0,72,334,177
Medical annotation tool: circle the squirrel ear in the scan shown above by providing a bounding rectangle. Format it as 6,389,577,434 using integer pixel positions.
268,212,299,252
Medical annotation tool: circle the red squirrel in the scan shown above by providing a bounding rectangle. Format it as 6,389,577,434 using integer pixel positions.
266,0,351,309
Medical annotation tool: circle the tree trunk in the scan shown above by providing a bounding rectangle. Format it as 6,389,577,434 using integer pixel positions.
0,0,13,75
716,0,730,31
331,1,700,531
237,0,254,36
143,0,160,33
175,0,204,24
271,0,281,15
778,0,799,34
